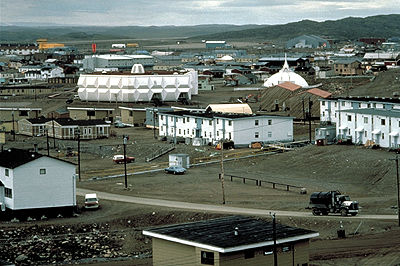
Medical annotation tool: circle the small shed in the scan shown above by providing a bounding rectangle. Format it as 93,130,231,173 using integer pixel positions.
169,154,190,169
315,126,336,145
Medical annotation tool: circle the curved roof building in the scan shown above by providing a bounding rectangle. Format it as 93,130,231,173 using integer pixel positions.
263,57,309,88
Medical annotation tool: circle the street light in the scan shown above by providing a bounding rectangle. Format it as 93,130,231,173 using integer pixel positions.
123,135,128,189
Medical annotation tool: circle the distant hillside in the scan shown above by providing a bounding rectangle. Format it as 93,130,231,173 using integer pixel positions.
192,14,400,41
0,24,264,42
1,14,399,43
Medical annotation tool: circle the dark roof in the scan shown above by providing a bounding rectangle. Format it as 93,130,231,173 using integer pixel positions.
326,96,400,104
27,118,52,124
143,216,318,252
0,148,76,169
160,110,291,120
55,118,109,126
0,148,44,169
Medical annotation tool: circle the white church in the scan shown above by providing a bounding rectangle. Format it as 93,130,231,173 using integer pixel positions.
263,56,309,88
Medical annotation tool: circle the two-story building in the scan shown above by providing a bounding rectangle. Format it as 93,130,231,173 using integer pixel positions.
319,97,400,147
0,148,76,218
158,111,293,146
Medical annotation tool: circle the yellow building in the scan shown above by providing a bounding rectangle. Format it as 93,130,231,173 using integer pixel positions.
37,38,64,50
143,216,319,266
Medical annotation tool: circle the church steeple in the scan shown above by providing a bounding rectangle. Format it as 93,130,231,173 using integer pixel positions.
282,53,290,71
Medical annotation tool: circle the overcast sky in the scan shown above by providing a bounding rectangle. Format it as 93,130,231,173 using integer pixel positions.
1,0,399,26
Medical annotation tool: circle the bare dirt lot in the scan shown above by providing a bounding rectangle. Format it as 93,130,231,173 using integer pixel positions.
2,72,400,265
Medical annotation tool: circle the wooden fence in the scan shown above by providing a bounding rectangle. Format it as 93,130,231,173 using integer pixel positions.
220,174,305,193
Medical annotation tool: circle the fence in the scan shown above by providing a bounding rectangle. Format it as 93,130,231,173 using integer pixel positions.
220,174,305,193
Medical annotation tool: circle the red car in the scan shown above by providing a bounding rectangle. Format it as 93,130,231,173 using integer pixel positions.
113,155,135,164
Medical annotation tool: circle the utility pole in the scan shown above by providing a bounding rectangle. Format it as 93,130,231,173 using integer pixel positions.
390,154,400,226
77,129,81,182
308,98,313,143
270,212,278,266
11,111,15,141
302,98,306,125
123,135,128,189
153,108,156,139
51,113,56,149
220,139,226,205
46,128,50,156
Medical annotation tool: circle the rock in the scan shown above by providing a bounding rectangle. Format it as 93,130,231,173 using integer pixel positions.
15,254,28,263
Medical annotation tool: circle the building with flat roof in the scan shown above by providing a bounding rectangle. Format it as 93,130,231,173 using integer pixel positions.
83,54,155,71
143,216,318,266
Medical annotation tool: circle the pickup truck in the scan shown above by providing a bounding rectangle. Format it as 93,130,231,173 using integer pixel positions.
113,155,135,164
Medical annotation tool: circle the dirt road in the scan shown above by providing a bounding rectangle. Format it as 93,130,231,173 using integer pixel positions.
77,188,397,220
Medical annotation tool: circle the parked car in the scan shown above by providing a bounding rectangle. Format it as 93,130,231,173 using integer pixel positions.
114,121,128,128
84,193,100,209
113,154,135,164
164,165,186,175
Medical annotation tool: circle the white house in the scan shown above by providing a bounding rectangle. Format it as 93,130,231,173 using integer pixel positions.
158,111,293,146
0,148,76,217
319,97,400,148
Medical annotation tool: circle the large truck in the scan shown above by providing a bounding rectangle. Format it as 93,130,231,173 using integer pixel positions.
308,191,359,216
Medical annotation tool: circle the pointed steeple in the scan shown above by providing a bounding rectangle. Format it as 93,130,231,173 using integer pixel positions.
282,53,290,71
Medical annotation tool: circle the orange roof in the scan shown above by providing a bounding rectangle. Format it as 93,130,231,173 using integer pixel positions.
276,81,302,92
306,88,332,98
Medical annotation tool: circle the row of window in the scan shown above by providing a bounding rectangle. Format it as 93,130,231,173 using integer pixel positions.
200,245,293,265
344,129,386,140
321,101,387,109
3,168,46,177
346,115,400,127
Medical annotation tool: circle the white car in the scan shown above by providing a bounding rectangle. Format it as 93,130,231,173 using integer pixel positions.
84,193,100,209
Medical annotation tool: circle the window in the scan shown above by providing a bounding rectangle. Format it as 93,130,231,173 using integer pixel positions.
322,111,325,117
381,119,386,126
341,102,345,107
364,117,368,124
322,101,325,106
282,245,292,252
129,110,133,117
229,132,232,139
268,119,272,125
209,132,212,137
171,117,173,122
87,110,95,116
19,110,28,116
244,250,255,259
255,132,259,138
228,121,232,126
178,129,181,134
204,131,206,137
5,168,9,177
216,119,219,124
161,115,164,121
209,120,212,126
255,120,259,126
335,102,337,107
368,103,371,108
40,168,46,175
348,129,351,134
5,188,12,198
347,115,352,122
201,251,214,265
365,131,367,137
187,117,190,123
382,133,385,140
182,118,185,124
217,131,219,136
268,132,272,138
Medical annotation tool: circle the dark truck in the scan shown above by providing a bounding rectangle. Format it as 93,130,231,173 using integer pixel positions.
308,191,359,216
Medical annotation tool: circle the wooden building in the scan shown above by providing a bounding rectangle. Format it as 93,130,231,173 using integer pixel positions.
143,216,318,266
67,107,115,122
18,117,51,136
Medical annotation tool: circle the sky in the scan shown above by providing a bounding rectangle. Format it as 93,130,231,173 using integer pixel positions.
1,0,399,26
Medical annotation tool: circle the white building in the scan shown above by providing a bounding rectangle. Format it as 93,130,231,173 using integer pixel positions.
319,97,400,148
83,54,155,71
19,65,64,80
0,148,76,216
158,111,293,146
263,57,309,88
77,68,198,103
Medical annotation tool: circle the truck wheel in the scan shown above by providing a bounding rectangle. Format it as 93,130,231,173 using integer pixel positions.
312,209,320,216
351,213,357,216
341,209,348,216
321,210,328,216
